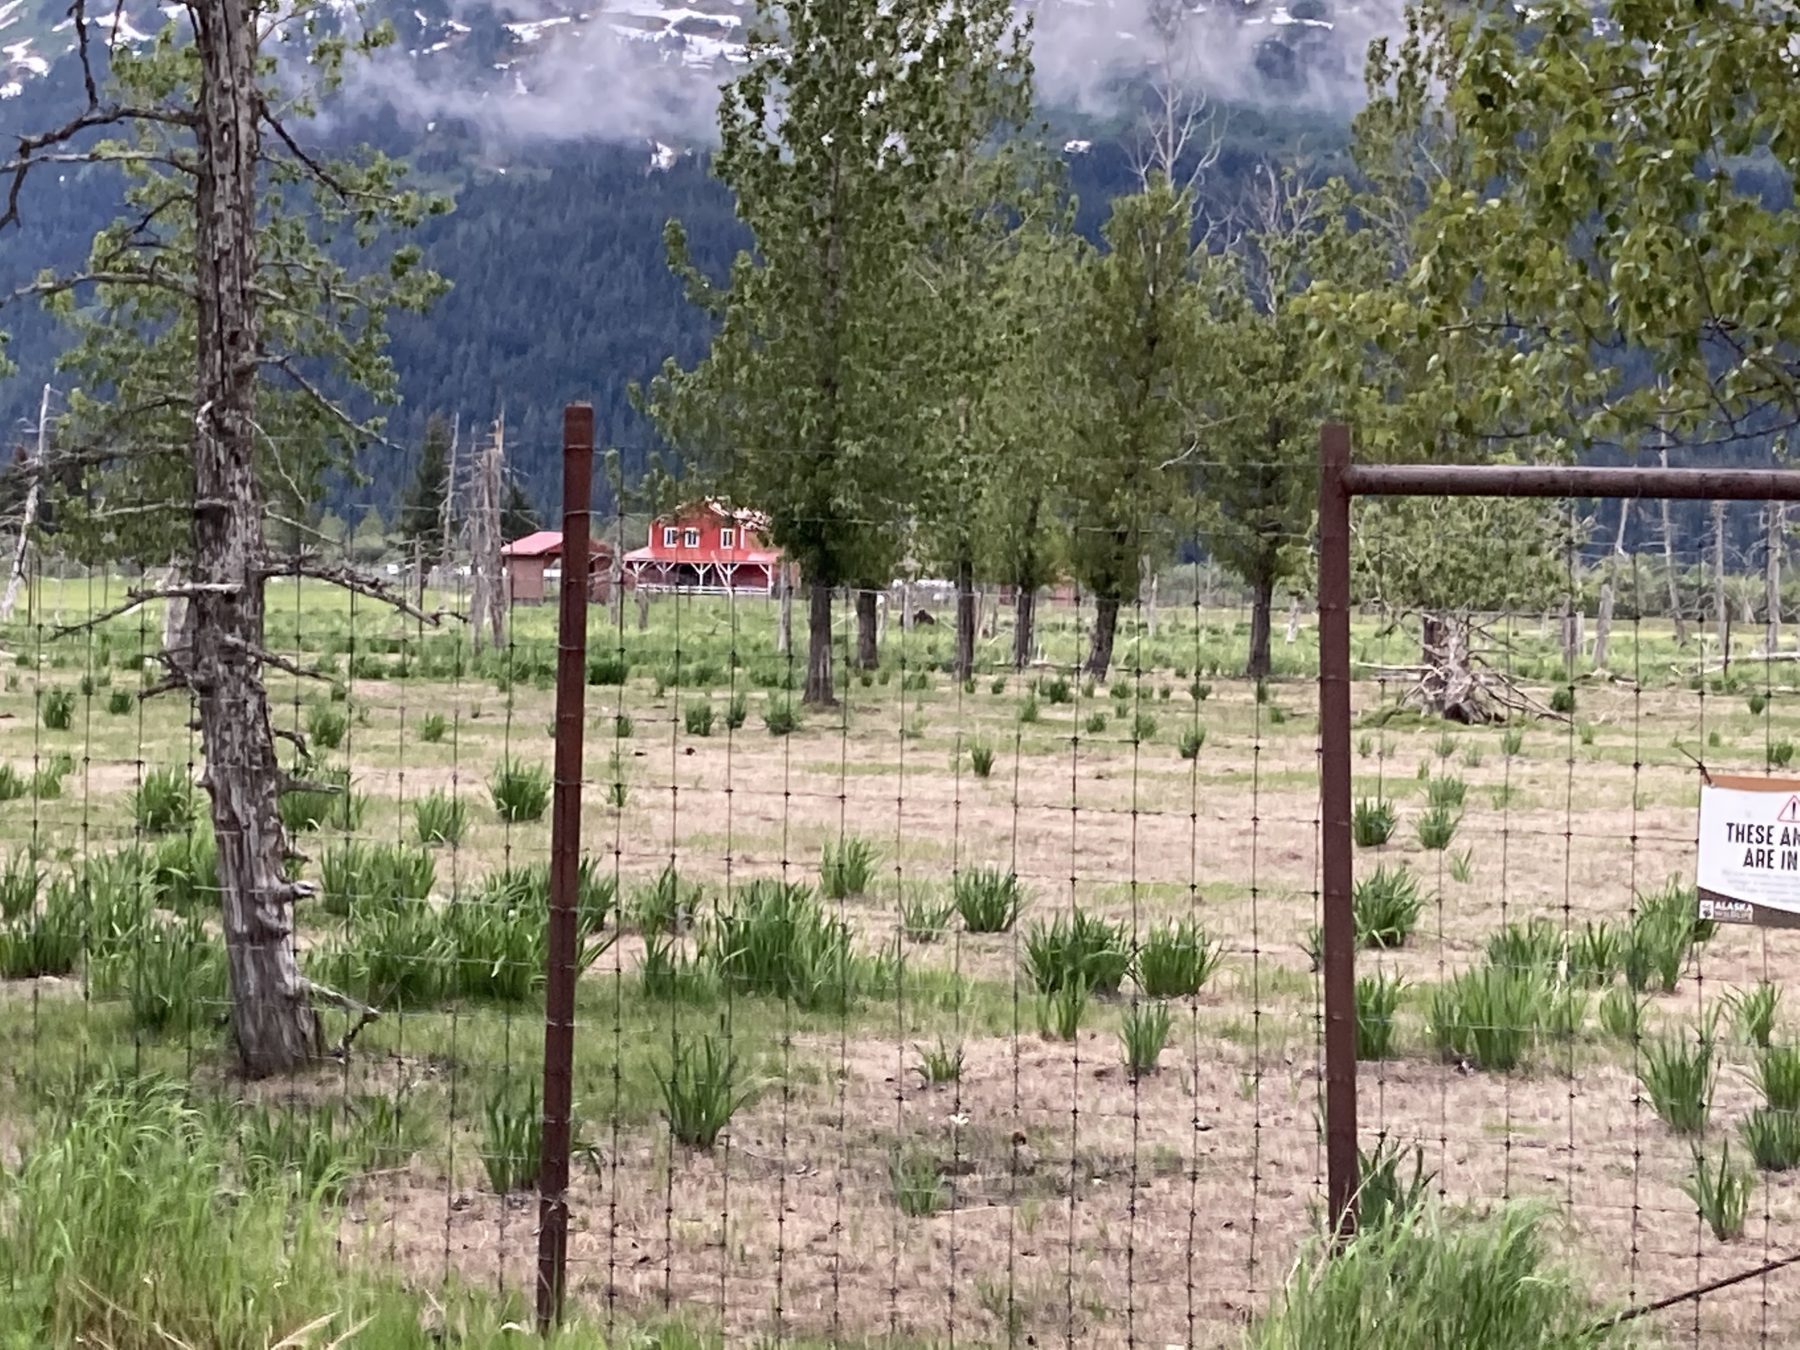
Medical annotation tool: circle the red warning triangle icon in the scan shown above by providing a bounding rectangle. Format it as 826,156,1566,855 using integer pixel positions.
1779,796,1800,824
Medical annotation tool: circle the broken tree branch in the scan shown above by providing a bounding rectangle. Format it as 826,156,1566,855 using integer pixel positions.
260,556,460,627
50,581,241,638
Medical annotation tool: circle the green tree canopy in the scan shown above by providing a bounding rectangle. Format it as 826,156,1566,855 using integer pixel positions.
646,0,1033,704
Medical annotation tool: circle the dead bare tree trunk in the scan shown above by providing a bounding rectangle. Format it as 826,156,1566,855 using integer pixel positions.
953,556,976,682
1592,582,1614,669
803,579,835,705
855,588,879,670
191,0,316,1074
1593,501,1628,670
438,413,457,582
1768,503,1784,652
1012,584,1035,669
1247,574,1275,678
1086,593,1121,679
0,384,50,623
1560,596,1582,669
1714,498,1729,662
162,563,191,661
1661,446,1687,643
464,420,506,654
1285,595,1302,645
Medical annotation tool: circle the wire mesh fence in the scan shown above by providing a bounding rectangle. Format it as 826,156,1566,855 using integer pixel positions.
3,433,1800,1345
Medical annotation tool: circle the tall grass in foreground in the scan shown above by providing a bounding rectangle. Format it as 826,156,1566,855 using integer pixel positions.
0,1073,589,1347
1247,1203,1632,1349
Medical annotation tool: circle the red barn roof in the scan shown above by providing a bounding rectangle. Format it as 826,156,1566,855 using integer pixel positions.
501,531,611,560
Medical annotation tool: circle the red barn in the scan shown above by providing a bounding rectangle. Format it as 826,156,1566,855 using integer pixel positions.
500,530,614,605
622,500,785,594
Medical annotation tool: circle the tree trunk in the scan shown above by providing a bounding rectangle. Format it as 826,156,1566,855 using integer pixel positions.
954,557,976,682
1661,447,1687,642
1086,593,1120,679
0,383,50,623
1714,498,1729,661
192,0,316,1075
855,588,879,670
804,581,835,705
1013,584,1035,669
635,588,650,633
162,564,191,663
1142,557,1158,639
1595,499,1628,670
876,589,889,647
776,571,793,655
900,580,912,634
609,492,624,631
1285,596,1302,645
1421,612,1447,667
1593,582,1615,669
1247,574,1274,679
1768,503,1784,652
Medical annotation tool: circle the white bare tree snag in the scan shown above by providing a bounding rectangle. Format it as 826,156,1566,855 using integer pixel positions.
464,417,507,654
0,384,51,623
1661,444,1687,642
1768,502,1784,653
1714,498,1729,662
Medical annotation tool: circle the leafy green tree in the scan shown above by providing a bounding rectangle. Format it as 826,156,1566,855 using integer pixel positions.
1356,0,1800,449
908,150,1060,681
397,413,455,556
501,478,539,540
1195,170,1346,677
1060,176,1207,679
1,2,443,1073
647,0,1032,705
974,224,1078,669
1298,8,1594,713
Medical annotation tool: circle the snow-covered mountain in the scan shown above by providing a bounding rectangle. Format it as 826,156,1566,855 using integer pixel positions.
3,0,1374,139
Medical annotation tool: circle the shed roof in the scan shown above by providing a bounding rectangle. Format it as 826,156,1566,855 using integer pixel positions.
501,531,611,560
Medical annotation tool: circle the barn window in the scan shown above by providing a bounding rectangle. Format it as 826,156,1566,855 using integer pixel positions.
662,526,678,547
684,528,700,548
720,528,736,550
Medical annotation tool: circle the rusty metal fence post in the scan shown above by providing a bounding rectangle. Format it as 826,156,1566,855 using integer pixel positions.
1317,423,1358,1238
1315,423,1800,1252
537,403,593,1332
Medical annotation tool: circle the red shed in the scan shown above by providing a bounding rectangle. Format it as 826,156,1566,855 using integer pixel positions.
500,530,613,606
622,500,786,594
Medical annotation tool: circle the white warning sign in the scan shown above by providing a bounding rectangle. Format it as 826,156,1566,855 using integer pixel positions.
1697,775,1800,927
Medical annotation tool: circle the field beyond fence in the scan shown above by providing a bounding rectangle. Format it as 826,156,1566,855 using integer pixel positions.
2,569,1798,1347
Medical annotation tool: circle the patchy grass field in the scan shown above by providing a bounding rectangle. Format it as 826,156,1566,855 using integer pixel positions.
3,576,1799,1346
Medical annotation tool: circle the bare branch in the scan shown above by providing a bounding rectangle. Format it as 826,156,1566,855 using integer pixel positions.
261,556,461,627
301,977,381,1058
279,772,345,797
50,581,240,638
258,102,353,204
8,268,197,311
272,726,310,757
256,352,406,453
139,673,191,701
220,632,331,684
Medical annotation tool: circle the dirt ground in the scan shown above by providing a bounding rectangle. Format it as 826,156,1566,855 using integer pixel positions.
6,605,1800,1346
